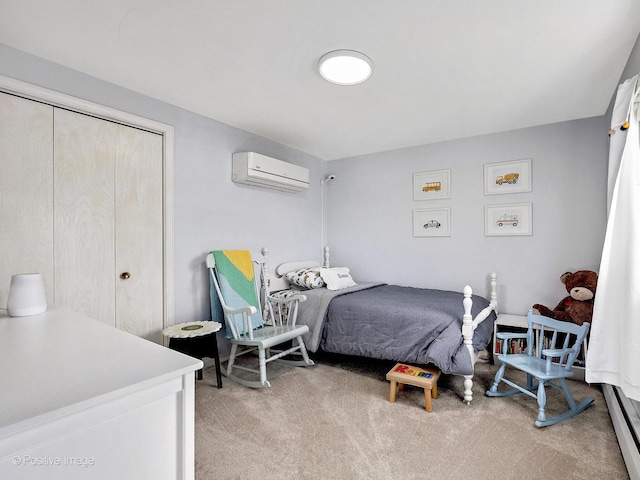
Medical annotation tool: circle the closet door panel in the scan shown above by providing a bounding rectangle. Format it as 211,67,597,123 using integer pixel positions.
0,93,54,307
115,126,164,342
54,109,116,326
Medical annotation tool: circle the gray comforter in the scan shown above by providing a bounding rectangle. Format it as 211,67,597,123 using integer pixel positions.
295,283,496,375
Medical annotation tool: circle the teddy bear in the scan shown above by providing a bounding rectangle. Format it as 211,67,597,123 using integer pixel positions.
532,270,598,326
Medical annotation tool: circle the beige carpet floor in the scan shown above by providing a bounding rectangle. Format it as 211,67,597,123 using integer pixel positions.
194,353,629,480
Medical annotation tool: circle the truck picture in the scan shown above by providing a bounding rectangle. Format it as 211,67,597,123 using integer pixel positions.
495,173,519,185
422,181,441,192
496,214,518,227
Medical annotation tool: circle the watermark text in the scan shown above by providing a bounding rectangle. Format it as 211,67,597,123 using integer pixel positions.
12,455,95,468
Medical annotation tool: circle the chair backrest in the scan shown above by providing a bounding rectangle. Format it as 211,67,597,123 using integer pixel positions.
207,250,265,339
259,254,316,324
527,309,590,370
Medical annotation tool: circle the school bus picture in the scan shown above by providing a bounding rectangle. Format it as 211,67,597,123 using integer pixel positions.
495,173,519,185
422,181,441,192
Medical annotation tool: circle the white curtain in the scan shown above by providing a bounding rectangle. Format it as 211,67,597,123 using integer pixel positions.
586,74,640,401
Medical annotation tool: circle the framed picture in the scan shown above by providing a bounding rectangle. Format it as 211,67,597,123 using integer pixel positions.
484,158,532,195
413,208,451,237
484,203,532,236
413,169,451,200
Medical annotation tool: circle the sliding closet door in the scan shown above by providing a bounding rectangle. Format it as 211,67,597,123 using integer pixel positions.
0,92,54,306
54,109,117,325
115,125,164,342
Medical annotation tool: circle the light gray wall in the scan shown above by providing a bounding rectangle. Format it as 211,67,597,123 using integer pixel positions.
0,44,327,326
326,117,608,315
0,40,628,325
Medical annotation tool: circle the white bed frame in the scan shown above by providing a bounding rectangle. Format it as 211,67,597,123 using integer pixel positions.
258,246,498,404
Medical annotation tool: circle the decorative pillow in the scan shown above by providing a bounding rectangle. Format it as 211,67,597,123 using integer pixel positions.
285,268,325,289
319,267,357,291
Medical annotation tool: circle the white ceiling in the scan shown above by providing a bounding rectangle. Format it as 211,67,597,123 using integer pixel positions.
1,1,639,160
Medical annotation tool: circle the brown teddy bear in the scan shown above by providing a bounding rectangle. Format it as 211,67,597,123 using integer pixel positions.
532,270,598,326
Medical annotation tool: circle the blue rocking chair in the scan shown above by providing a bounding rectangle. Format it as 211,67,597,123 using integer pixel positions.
207,250,314,388
486,309,594,427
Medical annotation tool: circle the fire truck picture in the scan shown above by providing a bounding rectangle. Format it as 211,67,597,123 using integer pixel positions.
495,173,519,185
422,181,441,192
496,214,518,227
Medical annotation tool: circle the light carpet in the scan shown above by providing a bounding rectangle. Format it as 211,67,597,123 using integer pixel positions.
194,353,628,480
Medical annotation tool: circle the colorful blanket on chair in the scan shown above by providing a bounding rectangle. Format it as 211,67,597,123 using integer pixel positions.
209,250,265,338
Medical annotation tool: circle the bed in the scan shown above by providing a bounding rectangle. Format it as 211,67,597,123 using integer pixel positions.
258,247,498,404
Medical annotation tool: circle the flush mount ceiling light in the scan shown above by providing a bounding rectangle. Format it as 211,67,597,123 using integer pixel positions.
318,50,373,85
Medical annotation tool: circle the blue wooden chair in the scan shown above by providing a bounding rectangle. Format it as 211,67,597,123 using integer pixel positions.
207,251,314,388
486,309,594,427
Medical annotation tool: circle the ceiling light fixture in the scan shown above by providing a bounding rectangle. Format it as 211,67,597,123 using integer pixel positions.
318,50,373,85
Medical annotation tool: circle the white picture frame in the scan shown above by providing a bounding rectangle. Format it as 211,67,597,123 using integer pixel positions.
484,158,532,195
413,169,451,200
413,208,451,237
484,203,532,236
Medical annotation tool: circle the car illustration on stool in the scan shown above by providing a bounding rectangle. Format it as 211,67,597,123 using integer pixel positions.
423,220,441,229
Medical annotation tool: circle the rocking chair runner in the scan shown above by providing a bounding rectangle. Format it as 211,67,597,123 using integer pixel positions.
207,250,314,388
486,309,594,427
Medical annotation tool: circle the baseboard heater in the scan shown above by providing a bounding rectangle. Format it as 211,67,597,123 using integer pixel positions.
603,384,640,479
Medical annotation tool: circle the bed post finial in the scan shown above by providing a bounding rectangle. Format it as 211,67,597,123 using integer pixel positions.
259,247,271,322
462,285,473,319
323,246,330,267
260,248,269,283
462,285,474,404
490,272,498,313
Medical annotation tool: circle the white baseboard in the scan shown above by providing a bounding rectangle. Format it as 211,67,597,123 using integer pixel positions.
603,384,640,480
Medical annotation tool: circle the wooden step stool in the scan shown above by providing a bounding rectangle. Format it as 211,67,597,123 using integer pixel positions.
386,363,441,412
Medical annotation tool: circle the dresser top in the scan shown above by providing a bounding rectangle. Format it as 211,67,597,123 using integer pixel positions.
0,307,202,436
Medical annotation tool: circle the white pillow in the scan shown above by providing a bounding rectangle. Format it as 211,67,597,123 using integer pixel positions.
319,267,357,291
285,268,325,289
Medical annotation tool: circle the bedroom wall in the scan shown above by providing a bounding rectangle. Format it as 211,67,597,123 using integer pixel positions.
0,43,327,325
325,117,608,316
0,42,616,324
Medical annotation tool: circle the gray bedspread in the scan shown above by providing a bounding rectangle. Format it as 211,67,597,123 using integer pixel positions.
295,283,496,376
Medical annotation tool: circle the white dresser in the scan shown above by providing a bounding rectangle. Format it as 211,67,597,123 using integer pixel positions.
0,308,203,479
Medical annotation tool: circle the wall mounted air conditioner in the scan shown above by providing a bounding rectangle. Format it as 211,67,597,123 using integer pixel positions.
232,152,310,193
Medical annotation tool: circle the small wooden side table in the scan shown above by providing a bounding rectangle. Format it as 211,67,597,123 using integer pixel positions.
163,321,223,388
386,363,441,412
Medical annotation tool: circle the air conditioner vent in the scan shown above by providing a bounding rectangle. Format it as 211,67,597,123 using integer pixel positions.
232,152,310,193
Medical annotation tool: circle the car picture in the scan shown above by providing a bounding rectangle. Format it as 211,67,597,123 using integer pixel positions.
496,214,518,226
423,220,441,229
